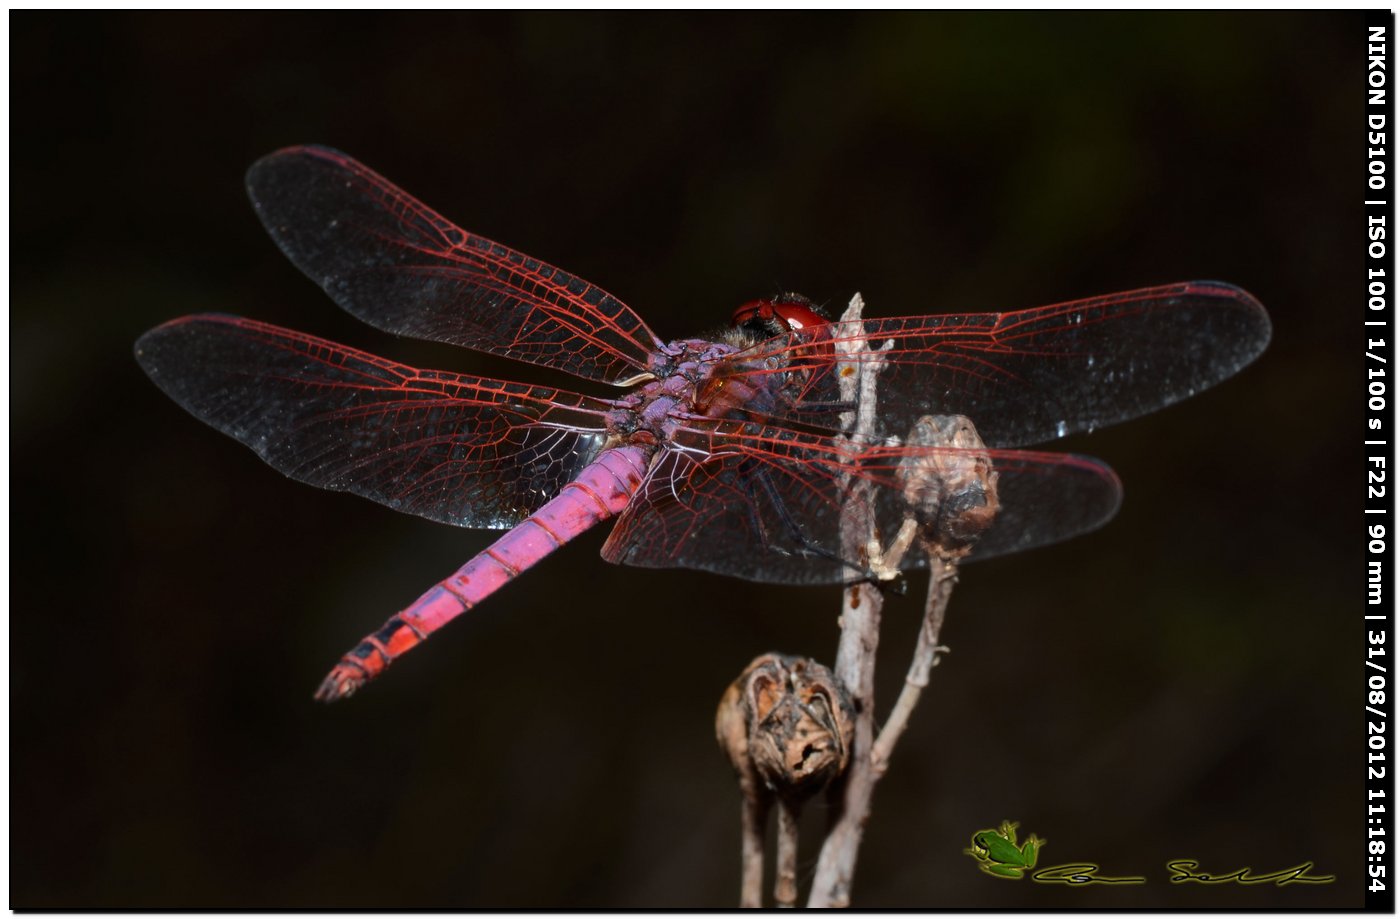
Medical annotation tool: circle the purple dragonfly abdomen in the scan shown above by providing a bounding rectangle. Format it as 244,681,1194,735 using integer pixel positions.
315,445,652,701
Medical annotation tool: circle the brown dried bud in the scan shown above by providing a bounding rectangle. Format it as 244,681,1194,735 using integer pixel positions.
716,653,855,801
897,414,1000,555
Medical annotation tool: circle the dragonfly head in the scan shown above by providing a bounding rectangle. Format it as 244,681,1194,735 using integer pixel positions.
731,293,827,341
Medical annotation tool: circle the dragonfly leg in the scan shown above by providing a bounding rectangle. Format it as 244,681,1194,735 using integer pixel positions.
743,464,872,580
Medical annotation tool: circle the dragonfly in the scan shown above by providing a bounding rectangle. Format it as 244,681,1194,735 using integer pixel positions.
135,146,1271,702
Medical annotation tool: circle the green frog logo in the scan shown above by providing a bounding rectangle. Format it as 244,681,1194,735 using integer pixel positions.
965,820,1044,879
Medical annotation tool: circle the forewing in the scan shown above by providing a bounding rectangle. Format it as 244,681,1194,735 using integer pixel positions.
600,420,1122,584
245,146,663,385
714,282,1270,447
135,315,616,529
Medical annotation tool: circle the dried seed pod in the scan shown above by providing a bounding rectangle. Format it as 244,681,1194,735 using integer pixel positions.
896,414,1000,555
717,653,857,908
717,653,855,800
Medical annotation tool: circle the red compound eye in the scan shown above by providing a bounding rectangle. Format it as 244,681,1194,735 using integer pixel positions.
731,296,826,334
731,298,775,327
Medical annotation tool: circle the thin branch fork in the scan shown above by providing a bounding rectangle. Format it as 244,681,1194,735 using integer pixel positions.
871,548,956,772
807,546,958,906
808,296,984,907
719,295,986,908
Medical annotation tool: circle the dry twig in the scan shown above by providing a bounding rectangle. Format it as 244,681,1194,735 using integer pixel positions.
721,296,997,908
808,301,999,907
871,550,956,772
807,293,901,908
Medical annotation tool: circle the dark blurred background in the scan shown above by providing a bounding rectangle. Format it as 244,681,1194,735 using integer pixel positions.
12,11,1366,908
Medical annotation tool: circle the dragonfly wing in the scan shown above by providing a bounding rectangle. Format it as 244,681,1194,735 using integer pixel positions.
714,282,1270,447
246,146,663,385
135,314,616,529
600,420,1122,584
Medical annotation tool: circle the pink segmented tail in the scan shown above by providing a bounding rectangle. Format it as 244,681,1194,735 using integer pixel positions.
314,446,650,701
